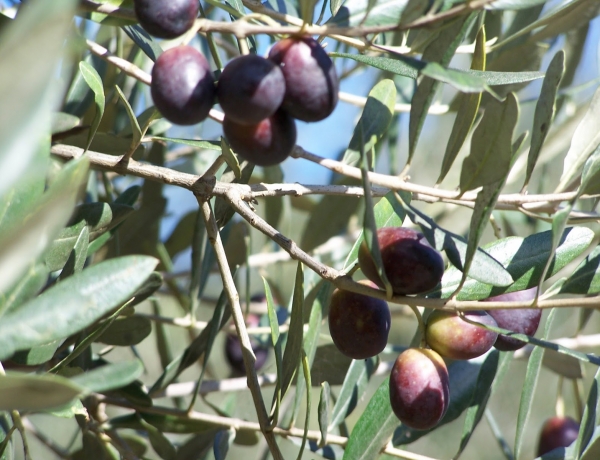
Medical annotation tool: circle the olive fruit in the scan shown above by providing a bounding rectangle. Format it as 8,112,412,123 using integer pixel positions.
358,227,445,295
483,287,542,351
328,280,391,360
151,45,215,125
217,55,286,125
537,416,579,456
225,313,269,376
389,348,450,430
134,0,198,39
425,310,498,360
223,109,296,166
268,36,339,122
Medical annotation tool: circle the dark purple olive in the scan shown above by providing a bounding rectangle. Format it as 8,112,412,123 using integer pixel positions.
134,0,198,39
328,280,391,360
225,314,269,376
268,36,339,122
483,288,542,351
537,416,579,456
358,227,445,295
151,45,215,125
217,54,286,125
223,109,296,166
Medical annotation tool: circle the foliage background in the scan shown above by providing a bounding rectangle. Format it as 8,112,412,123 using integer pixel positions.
1,0,600,459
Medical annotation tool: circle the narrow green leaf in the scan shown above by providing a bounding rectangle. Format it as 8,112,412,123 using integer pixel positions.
59,225,89,280
71,360,144,393
396,195,512,287
343,191,409,270
122,25,162,62
360,127,392,297
11,340,62,366
0,156,89,292
142,417,177,460
329,356,378,427
455,350,500,458
438,27,486,184
0,263,48,318
318,382,331,448
220,137,241,179
86,0,137,26
409,15,475,164
0,373,83,411
79,61,105,152
289,281,333,428
523,51,564,190
326,0,408,27
0,256,158,360
560,245,600,294
421,62,489,93
281,262,305,399
96,316,152,346
558,86,600,191
51,112,80,135
542,349,582,379
343,378,398,459
528,0,600,42
331,53,545,86
330,0,343,15
514,309,557,460
438,226,594,300
574,365,600,457
296,352,312,460
264,277,284,421
151,136,221,151
149,291,230,394
460,93,520,192
115,84,142,153
45,201,134,271
458,131,525,294
0,0,78,197
342,79,396,165
213,428,235,460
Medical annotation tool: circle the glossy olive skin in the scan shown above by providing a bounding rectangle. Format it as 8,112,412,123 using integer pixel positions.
225,313,269,376
358,227,445,295
134,0,198,39
389,348,449,430
217,55,285,125
151,46,215,125
537,416,579,456
328,281,391,360
425,310,498,360
223,109,296,166
268,36,339,122
483,288,542,351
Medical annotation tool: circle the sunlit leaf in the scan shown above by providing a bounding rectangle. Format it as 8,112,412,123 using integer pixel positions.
0,256,158,360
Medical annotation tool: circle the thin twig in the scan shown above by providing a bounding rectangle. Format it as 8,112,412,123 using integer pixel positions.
98,396,437,460
198,198,284,460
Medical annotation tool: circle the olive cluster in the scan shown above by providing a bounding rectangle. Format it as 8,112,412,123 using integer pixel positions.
328,227,544,430
134,0,339,167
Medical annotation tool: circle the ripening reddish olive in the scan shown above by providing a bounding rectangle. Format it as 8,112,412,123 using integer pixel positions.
217,55,286,125
151,46,215,125
389,348,449,430
223,109,296,166
483,287,542,351
328,280,391,360
268,36,339,122
425,310,498,360
134,0,198,39
537,416,579,456
358,227,445,295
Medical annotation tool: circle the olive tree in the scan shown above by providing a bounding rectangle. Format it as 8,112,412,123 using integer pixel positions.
0,0,600,459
